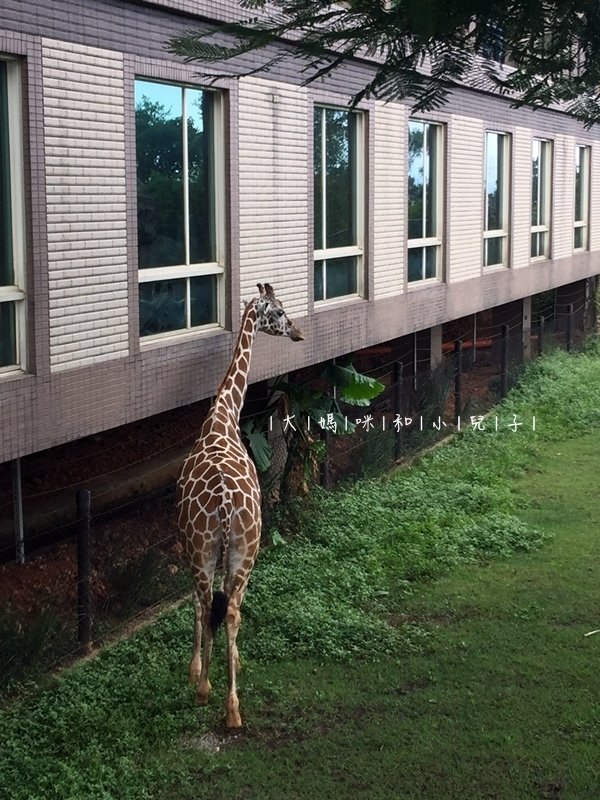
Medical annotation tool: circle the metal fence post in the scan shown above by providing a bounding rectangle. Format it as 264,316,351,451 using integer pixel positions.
11,458,25,565
500,324,509,398
320,428,331,488
76,488,92,656
393,360,403,460
454,339,462,423
538,315,545,356
566,303,573,352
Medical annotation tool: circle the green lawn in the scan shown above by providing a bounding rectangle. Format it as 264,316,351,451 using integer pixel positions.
161,431,600,800
1,345,600,800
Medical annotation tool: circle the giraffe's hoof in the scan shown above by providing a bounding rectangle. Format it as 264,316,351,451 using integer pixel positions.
226,710,243,729
196,680,211,705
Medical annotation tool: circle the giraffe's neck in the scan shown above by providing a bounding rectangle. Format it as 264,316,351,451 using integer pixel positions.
214,300,258,425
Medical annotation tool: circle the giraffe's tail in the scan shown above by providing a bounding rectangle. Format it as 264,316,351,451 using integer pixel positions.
210,469,231,635
209,590,229,634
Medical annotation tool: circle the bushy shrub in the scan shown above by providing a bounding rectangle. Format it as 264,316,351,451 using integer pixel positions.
238,342,600,662
0,609,60,690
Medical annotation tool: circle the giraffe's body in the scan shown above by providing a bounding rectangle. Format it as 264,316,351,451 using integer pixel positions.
177,284,303,728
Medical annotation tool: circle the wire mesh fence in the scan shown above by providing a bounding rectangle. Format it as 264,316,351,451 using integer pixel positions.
0,293,594,694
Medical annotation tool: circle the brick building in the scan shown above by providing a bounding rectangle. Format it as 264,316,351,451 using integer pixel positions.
0,0,599,467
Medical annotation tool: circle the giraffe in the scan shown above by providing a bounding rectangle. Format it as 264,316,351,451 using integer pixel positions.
177,283,304,729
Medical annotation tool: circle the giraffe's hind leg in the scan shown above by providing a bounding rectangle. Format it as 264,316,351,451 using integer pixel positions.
224,591,243,729
196,585,215,705
222,520,260,729
188,535,220,705
188,579,214,704
189,589,203,686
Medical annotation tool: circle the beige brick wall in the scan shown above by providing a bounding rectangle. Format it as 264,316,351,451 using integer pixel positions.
447,115,484,282
552,134,575,260
237,78,309,318
511,127,533,269
42,38,129,371
372,101,406,298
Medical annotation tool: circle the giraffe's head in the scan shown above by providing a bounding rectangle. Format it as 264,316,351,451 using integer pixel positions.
255,283,304,342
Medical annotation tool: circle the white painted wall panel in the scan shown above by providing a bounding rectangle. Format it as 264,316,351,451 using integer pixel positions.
373,101,406,298
42,38,129,371
512,127,532,269
448,115,484,282
552,134,575,260
238,78,309,317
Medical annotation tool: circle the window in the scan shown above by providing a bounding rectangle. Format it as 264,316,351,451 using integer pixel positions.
313,106,363,302
574,145,590,251
0,58,25,373
531,138,552,259
484,131,510,267
407,120,443,282
135,79,224,337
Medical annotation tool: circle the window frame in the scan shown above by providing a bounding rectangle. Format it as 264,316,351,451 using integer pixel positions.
574,144,590,253
407,118,444,284
530,137,552,261
483,130,511,269
0,56,26,375
135,78,226,340
313,103,365,304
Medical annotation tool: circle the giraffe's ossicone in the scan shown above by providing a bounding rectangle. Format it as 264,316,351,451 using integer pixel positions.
177,283,303,729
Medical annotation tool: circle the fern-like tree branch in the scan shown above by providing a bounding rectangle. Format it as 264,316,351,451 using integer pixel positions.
167,0,600,126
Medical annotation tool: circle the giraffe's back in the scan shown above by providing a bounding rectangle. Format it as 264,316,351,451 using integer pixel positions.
177,412,261,570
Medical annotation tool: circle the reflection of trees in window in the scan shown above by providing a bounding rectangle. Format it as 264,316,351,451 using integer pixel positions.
136,96,183,267
408,122,439,241
487,184,500,229
313,106,361,302
314,108,356,250
135,83,213,268
135,79,221,338
188,91,213,264
0,59,20,369
575,150,583,220
408,124,424,240
531,138,550,259
484,131,509,267
574,145,589,250
0,62,12,291
531,149,539,226
407,120,442,283
139,279,186,336
486,133,503,231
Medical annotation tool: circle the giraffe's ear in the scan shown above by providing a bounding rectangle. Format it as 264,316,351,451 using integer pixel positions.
264,283,275,297
257,283,265,296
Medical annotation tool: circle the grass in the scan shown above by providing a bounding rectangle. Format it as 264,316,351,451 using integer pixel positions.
1,342,600,799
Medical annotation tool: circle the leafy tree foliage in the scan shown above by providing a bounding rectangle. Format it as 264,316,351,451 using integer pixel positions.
241,362,384,500
168,0,600,126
